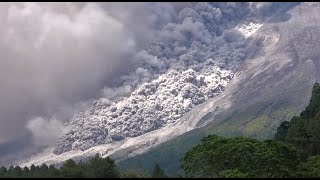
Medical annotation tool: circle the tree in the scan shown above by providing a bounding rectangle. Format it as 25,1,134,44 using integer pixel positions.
274,83,320,156
22,166,30,177
60,159,84,178
151,163,166,178
274,120,289,141
13,166,23,177
84,154,119,178
0,155,121,178
181,135,301,178
0,166,7,177
297,155,320,177
286,117,311,144
7,165,14,177
219,169,253,178
39,164,49,177
48,165,60,177
29,164,36,177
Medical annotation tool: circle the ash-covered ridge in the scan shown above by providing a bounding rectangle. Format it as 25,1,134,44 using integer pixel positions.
53,2,269,155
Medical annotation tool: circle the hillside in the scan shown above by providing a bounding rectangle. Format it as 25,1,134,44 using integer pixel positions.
117,3,320,174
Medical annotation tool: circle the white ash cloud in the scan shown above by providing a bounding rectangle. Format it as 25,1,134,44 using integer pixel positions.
26,117,64,146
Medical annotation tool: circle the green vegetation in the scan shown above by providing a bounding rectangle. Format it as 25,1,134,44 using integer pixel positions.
274,83,320,156
0,154,169,178
212,102,297,139
296,155,320,177
0,154,119,178
117,101,297,175
181,135,301,178
116,127,205,175
2,83,320,178
179,83,320,178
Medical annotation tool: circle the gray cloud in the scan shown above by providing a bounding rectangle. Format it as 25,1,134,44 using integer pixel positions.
0,2,186,146
0,2,299,163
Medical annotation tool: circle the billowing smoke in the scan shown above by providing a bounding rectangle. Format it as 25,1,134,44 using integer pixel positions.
53,2,299,155
26,117,64,146
101,85,132,99
0,2,186,147
0,2,299,164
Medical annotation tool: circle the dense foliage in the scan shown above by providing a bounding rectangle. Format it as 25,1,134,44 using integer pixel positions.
0,154,120,178
179,83,320,178
0,154,168,178
296,155,320,177
180,135,301,178
274,83,320,155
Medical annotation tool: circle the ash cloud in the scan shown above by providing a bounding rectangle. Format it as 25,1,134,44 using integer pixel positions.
102,85,133,99
54,2,299,155
0,2,186,147
26,117,64,146
0,2,299,163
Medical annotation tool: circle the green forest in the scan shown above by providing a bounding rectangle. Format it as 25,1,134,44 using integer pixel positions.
1,83,320,178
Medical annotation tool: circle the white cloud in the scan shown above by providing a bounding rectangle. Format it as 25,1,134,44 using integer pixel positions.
0,2,180,144
26,117,64,146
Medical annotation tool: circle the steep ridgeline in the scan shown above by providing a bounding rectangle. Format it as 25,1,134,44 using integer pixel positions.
53,2,265,155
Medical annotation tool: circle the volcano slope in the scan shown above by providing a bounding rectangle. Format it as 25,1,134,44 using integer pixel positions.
116,3,320,175
18,2,277,167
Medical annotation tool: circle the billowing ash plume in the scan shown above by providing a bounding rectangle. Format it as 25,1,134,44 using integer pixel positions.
107,2,256,94
0,2,294,163
0,2,186,151
53,2,286,155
